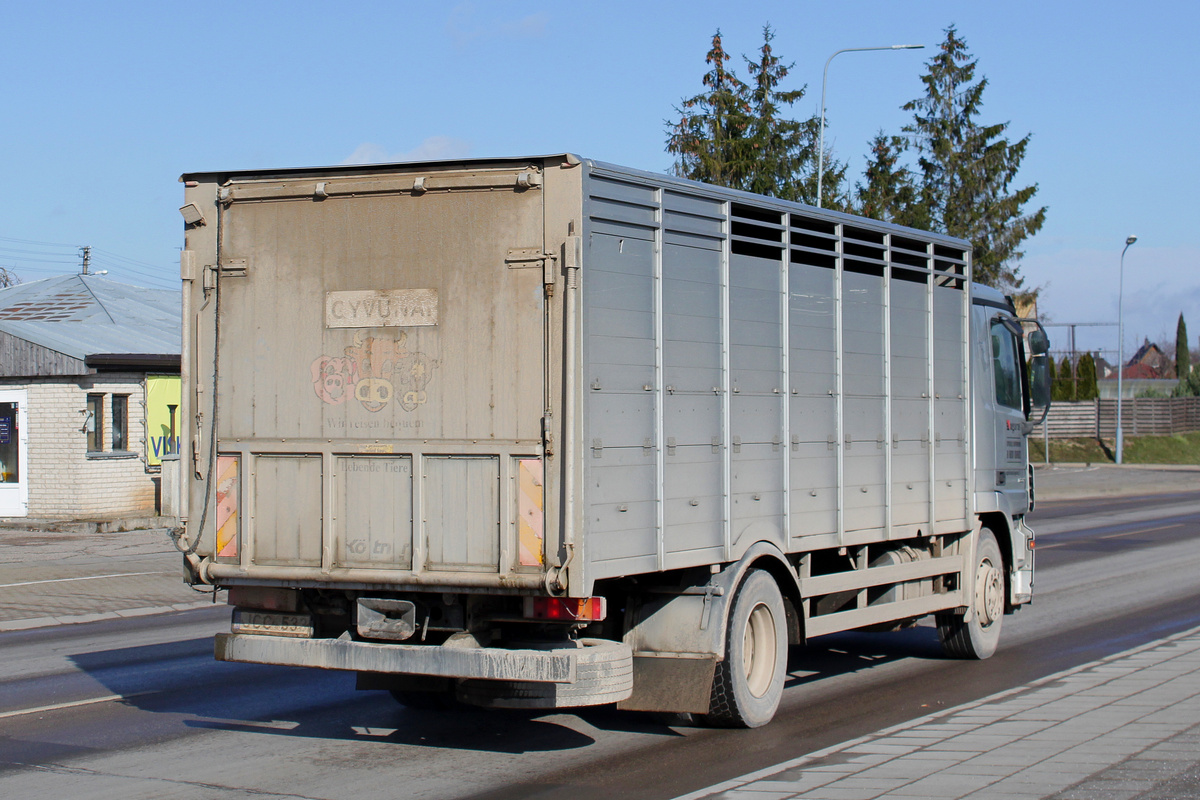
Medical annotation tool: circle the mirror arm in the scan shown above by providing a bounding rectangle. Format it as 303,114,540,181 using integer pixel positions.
1018,405,1049,436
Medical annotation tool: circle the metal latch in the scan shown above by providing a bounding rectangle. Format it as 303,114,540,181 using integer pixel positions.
505,247,557,289
219,257,248,278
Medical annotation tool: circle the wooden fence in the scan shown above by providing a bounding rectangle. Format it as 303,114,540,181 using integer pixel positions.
1031,397,1200,439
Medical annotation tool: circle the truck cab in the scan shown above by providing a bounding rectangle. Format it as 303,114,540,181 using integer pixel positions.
971,284,1051,608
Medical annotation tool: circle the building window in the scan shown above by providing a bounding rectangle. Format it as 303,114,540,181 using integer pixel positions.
112,394,128,451
86,394,104,452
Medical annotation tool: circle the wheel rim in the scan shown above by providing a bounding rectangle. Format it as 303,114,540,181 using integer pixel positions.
742,603,778,698
975,556,1003,627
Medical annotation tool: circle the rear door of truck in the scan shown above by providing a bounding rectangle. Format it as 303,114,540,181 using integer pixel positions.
194,162,551,588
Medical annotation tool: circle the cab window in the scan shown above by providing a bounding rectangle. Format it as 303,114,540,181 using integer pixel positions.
990,321,1022,410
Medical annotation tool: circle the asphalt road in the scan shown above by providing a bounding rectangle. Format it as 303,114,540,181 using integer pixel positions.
1,491,1198,800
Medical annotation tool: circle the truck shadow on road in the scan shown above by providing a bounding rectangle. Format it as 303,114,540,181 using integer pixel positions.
785,624,946,689
68,638,597,754
66,624,948,751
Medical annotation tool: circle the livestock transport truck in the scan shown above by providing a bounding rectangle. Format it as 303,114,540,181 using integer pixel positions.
176,154,1051,727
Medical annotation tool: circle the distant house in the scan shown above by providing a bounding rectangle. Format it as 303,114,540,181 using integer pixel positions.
1126,339,1173,379
0,274,180,518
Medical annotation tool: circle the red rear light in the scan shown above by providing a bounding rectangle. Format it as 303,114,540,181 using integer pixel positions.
523,596,606,622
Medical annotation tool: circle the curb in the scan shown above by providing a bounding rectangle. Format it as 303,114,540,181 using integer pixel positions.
0,600,218,633
1034,463,1200,471
0,516,179,534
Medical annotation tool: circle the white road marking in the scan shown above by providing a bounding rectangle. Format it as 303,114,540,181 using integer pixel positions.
1038,523,1187,549
0,571,165,589
1101,523,1185,539
0,692,150,720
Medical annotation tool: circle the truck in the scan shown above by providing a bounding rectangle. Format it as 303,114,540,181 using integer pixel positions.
176,154,1051,727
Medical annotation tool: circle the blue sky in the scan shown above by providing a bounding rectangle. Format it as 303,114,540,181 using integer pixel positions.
2,1,1196,359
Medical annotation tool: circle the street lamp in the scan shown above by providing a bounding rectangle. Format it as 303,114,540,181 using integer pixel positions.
1115,235,1138,464
817,44,924,209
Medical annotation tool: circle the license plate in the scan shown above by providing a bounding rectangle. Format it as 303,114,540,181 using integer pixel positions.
232,608,315,638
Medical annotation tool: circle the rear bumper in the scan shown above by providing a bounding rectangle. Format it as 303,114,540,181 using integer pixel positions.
215,633,579,683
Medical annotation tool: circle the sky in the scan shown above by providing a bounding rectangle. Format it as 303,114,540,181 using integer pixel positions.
2,1,1196,361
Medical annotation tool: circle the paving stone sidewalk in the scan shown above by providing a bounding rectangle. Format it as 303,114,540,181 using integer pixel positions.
677,625,1200,800
0,526,212,631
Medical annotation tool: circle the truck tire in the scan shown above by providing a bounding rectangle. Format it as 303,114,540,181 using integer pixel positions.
456,638,633,709
938,527,1004,659
705,569,786,728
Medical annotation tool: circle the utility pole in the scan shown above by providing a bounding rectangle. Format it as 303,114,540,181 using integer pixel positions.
79,246,91,275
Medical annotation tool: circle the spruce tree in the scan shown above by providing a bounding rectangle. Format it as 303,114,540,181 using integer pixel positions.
1076,353,1098,401
1052,356,1075,402
902,27,1047,291
742,26,809,200
856,132,924,226
667,31,752,189
800,122,849,209
667,28,838,204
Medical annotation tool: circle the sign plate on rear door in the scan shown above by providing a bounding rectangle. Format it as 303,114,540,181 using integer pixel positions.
325,289,438,328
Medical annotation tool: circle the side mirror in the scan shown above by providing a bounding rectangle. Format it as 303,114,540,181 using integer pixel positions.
1029,354,1051,412
1028,328,1050,356
1021,320,1052,433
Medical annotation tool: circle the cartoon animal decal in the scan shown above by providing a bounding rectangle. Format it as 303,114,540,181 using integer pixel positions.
311,356,355,405
311,331,437,413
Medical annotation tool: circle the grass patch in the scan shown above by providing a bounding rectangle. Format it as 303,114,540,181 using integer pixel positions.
1028,431,1200,465
1124,431,1200,464
1028,437,1112,464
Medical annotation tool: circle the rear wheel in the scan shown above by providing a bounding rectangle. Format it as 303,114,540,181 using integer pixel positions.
706,569,786,728
938,527,1004,659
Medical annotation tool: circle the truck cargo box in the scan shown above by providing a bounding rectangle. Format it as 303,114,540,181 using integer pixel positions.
179,155,973,598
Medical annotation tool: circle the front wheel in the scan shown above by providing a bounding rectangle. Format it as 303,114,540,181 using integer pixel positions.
937,527,1005,659
706,569,787,728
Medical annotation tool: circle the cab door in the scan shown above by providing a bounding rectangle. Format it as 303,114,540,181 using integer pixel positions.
988,317,1029,513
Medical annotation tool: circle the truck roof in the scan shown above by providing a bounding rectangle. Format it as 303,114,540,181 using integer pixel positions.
181,153,972,253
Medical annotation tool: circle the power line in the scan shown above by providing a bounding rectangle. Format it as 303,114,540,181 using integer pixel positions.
0,234,79,249
0,253,78,265
0,234,177,287
90,247,174,272
0,245,79,257
88,256,176,283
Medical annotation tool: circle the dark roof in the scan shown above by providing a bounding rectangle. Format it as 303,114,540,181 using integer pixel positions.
0,274,179,360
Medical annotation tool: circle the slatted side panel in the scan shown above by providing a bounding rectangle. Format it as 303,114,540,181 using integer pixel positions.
581,168,972,583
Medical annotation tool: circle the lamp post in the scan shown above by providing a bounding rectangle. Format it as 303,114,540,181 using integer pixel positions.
817,44,924,209
1115,235,1138,464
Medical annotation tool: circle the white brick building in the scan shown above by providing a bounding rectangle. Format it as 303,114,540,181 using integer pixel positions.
0,274,179,519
